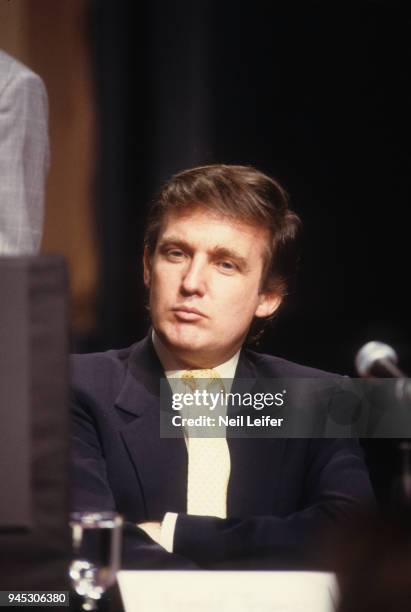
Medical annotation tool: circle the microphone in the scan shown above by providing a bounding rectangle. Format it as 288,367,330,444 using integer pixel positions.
355,341,404,378
355,341,411,403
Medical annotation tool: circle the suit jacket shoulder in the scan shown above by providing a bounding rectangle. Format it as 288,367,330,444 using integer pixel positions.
71,346,132,399
241,346,340,379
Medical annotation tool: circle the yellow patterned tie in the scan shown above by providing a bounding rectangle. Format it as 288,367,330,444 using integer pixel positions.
180,369,230,518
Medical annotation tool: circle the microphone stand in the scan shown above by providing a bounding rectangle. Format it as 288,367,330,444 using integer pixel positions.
355,342,411,512
392,440,411,510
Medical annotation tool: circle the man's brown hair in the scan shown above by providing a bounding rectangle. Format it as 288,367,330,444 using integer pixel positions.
144,164,301,301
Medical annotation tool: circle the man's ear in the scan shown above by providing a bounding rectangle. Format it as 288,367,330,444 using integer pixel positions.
254,292,282,319
143,247,151,288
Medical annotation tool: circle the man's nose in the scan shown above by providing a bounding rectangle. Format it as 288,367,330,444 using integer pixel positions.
180,258,207,296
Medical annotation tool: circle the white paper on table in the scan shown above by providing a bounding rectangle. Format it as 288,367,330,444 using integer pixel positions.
117,570,339,612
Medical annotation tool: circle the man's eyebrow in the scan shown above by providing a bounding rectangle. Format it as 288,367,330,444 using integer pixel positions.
211,246,248,269
157,236,191,251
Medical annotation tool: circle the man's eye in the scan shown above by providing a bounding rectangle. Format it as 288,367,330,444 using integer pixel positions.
166,249,185,260
218,260,237,272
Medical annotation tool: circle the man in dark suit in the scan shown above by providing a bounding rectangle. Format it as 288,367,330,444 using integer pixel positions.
71,164,374,568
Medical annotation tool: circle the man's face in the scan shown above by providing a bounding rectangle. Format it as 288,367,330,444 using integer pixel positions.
144,207,281,368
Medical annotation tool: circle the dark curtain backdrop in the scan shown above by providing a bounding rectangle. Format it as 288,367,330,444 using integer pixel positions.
89,1,410,505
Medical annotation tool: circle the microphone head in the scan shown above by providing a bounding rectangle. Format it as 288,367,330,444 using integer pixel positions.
355,341,398,377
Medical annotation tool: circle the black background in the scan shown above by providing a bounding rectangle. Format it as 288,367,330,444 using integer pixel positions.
87,1,410,505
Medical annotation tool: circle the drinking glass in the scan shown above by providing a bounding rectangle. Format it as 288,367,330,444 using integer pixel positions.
69,511,123,611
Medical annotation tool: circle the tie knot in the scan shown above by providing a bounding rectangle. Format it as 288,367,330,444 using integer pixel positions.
181,369,223,392
181,368,220,379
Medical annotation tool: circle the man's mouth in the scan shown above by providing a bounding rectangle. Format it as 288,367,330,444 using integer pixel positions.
172,306,207,322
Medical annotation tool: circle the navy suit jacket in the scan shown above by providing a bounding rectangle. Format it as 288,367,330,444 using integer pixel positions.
71,335,374,568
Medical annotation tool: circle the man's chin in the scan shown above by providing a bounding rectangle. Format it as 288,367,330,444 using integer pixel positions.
161,327,211,357
168,336,207,354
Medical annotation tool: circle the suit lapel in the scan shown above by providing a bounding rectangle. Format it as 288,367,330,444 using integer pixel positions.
115,336,187,520
227,349,287,516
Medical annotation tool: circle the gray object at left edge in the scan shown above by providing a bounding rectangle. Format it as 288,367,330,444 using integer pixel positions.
0,50,50,255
